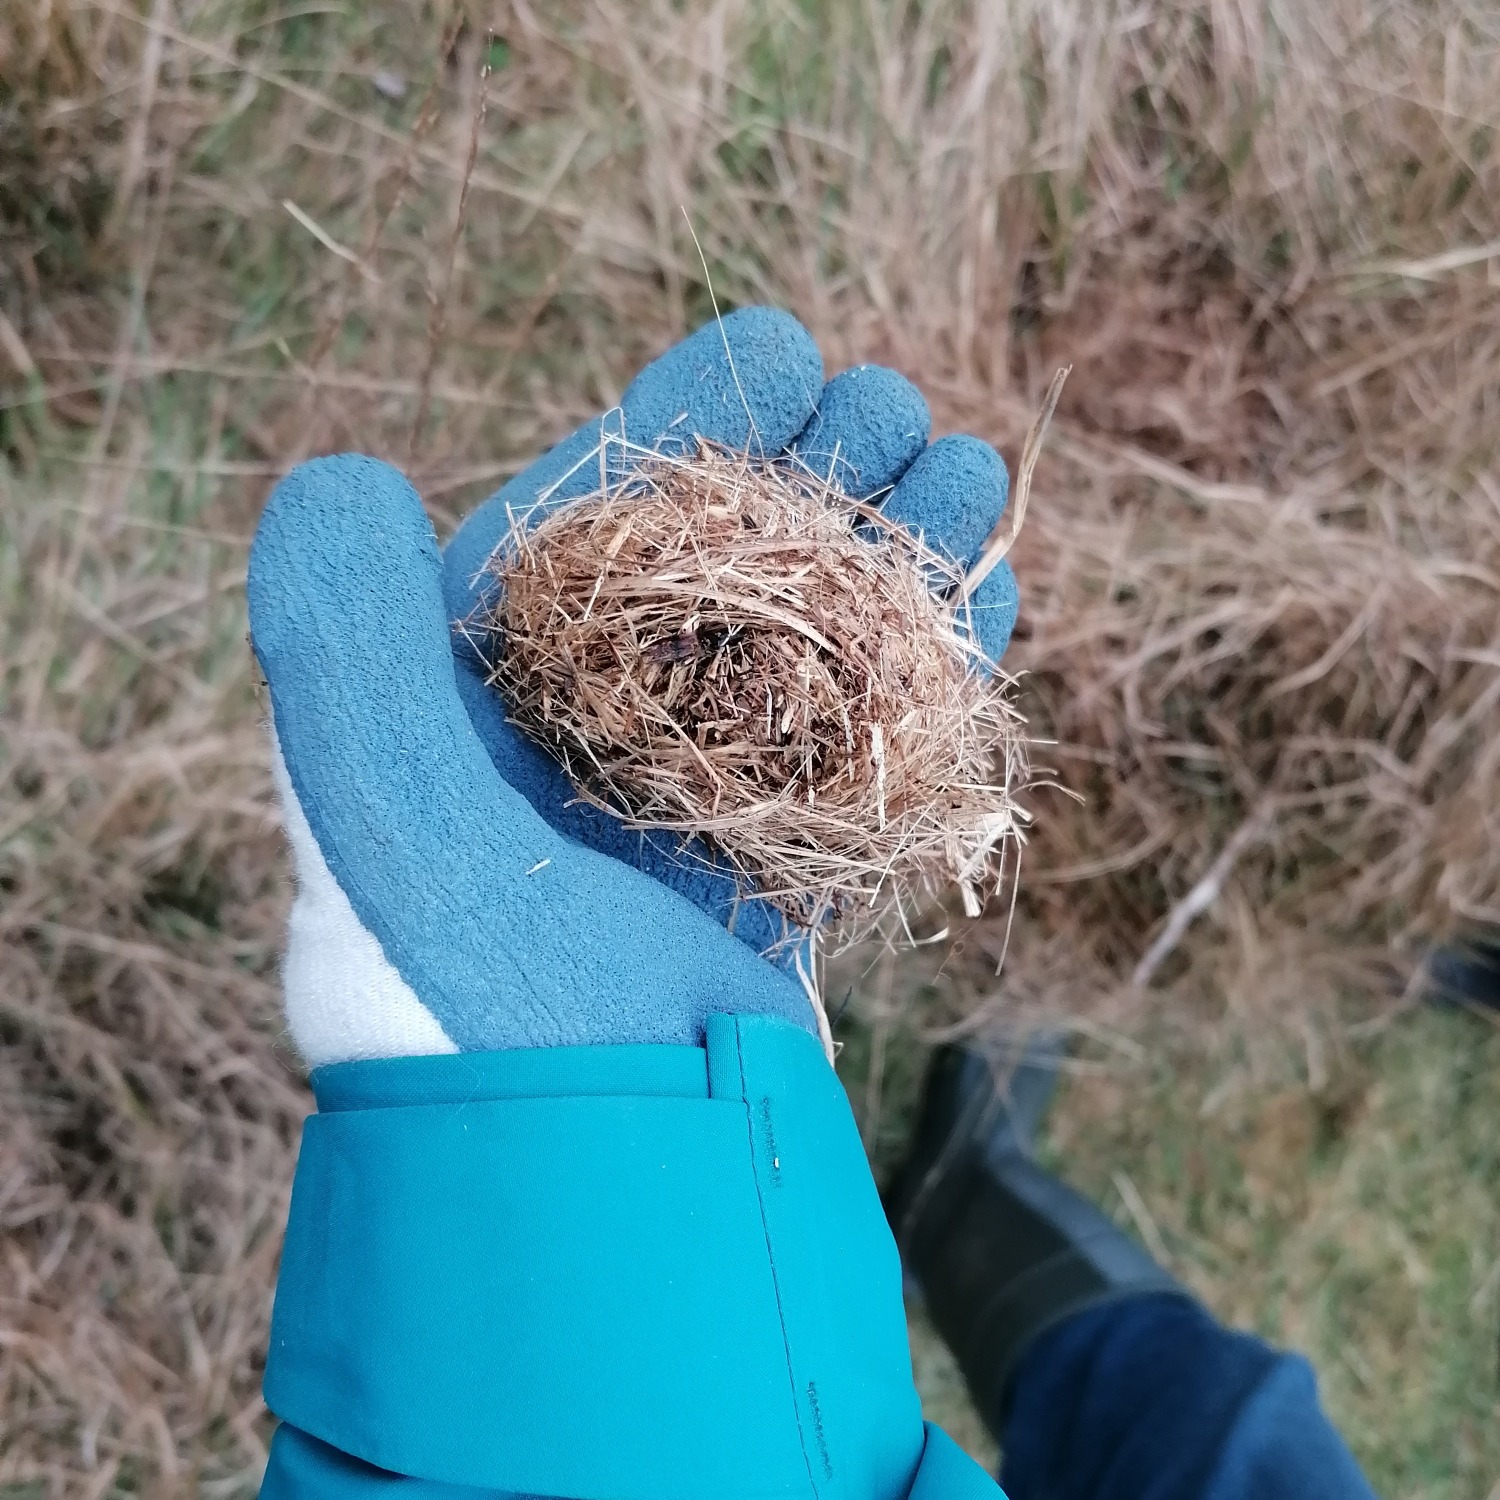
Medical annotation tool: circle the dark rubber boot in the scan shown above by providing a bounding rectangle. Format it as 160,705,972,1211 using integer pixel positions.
885,1040,1190,1433
1425,931,1500,1010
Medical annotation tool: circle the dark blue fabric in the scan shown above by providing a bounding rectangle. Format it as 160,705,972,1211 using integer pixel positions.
1000,1295,1377,1500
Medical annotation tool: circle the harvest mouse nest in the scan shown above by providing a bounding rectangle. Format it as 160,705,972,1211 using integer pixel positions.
476,436,1032,936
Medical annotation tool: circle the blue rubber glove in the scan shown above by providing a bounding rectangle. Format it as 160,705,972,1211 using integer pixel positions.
248,307,1020,1066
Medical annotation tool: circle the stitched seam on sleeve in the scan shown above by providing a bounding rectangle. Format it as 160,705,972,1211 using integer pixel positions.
735,1021,821,1498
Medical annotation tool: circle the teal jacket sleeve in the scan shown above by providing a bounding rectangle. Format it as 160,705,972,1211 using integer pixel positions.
261,1015,1006,1500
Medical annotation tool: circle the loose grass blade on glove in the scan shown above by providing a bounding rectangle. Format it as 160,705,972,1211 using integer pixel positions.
480,437,1030,937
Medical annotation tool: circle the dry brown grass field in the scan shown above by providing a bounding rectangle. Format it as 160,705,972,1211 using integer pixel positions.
2,3,1499,1496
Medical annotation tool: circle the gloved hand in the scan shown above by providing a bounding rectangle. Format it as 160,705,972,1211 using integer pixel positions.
248,307,1020,1067
252,309,1017,1500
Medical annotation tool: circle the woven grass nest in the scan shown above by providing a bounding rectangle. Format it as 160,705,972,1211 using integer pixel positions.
479,435,1033,938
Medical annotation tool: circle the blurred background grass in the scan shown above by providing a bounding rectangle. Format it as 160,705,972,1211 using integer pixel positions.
2,2,1498,1496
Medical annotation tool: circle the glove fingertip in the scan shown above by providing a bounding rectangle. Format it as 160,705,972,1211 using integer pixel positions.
966,559,1021,670
883,434,1010,570
250,454,438,670
625,305,824,457
793,364,931,498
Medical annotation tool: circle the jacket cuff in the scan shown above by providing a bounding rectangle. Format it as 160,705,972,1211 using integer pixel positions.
266,1015,938,1500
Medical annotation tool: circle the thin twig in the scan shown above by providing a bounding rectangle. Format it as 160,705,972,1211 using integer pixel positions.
296,5,464,451
962,365,1070,599
1111,1170,1172,1265
281,200,368,270
409,33,491,462
681,206,761,457
1132,805,1272,988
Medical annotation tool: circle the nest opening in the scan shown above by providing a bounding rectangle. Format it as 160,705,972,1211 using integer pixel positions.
477,438,1029,936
